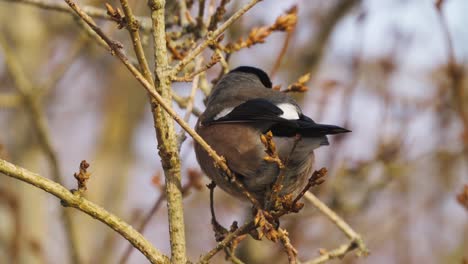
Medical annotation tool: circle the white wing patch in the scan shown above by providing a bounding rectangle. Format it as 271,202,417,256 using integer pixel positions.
277,103,300,120
213,107,234,120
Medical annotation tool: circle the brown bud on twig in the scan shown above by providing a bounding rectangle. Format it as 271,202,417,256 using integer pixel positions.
261,131,284,169
74,160,91,193
283,73,311,93
105,3,126,29
271,6,298,32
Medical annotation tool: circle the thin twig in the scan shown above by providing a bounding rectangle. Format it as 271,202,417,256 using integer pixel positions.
198,221,256,264
0,158,170,264
119,180,198,264
197,0,206,31
303,192,369,256
270,30,292,78
183,58,203,122
118,193,166,264
302,241,358,264
179,0,189,27
278,228,298,264
177,57,204,147
118,0,185,158
118,0,153,84
172,54,219,82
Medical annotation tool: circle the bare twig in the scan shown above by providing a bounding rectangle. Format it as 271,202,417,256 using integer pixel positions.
119,176,201,264
0,158,169,264
178,0,188,27
270,6,298,77
118,193,166,264
278,228,298,264
118,0,153,84
198,221,256,264
270,29,292,78
291,169,327,206
177,57,204,147
172,53,220,82
303,192,369,258
182,58,203,122
207,0,230,31
303,241,359,264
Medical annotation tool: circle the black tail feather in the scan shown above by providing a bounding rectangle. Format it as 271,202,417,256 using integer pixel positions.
299,123,350,137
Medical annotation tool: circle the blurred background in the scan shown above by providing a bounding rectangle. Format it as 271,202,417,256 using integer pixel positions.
0,0,467,263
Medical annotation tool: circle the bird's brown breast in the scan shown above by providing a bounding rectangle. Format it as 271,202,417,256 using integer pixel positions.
195,122,314,204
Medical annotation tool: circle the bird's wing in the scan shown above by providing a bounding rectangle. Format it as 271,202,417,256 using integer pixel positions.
206,98,288,124
204,98,350,137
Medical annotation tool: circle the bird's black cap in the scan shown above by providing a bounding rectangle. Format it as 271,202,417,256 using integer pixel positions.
230,66,272,88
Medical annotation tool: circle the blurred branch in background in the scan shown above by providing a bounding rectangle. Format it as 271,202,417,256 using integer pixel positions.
300,0,361,74
0,0,153,31
119,170,203,264
435,0,468,160
0,35,81,264
0,186,20,264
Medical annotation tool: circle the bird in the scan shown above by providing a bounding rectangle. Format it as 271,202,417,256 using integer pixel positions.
194,66,350,206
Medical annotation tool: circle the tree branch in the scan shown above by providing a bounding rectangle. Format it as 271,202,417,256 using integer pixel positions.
147,0,187,262
0,158,169,264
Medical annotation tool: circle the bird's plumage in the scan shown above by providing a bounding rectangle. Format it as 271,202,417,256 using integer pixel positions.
195,66,349,205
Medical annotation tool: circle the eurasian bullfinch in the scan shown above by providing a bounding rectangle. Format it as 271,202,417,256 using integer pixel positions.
194,66,349,205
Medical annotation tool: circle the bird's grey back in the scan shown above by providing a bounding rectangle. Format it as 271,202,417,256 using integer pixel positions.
203,71,299,121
